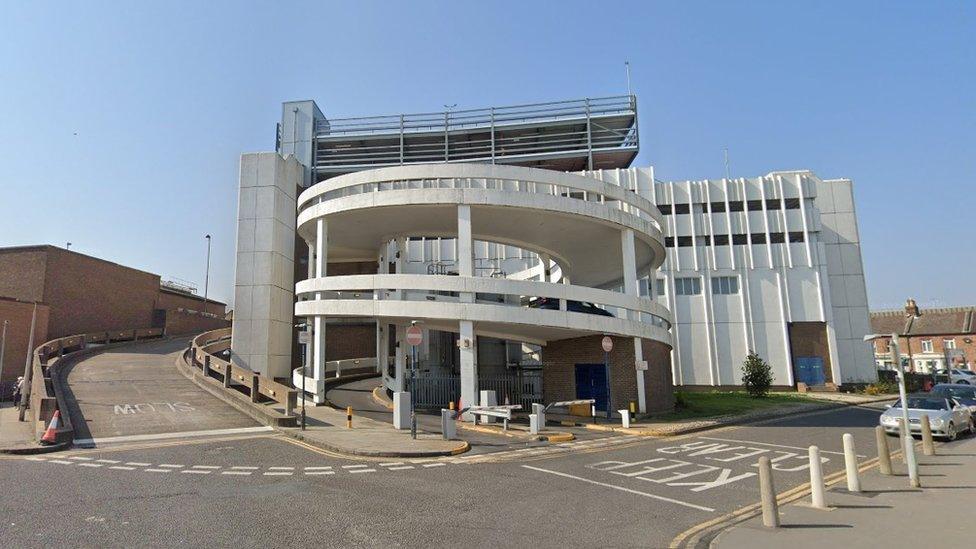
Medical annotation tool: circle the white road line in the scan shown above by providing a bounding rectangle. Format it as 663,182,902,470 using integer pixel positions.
696,436,866,457
159,464,184,468
49,459,73,465
96,459,120,464
387,466,414,471
263,472,293,476
231,466,259,470
342,465,368,469
268,466,294,470
125,462,151,467
72,426,274,446
109,466,135,471
182,470,211,474
24,456,46,461
191,465,220,469
422,463,446,468
221,471,252,475
305,471,335,475
78,463,103,468
304,466,333,471
348,468,376,474
69,456,93,461
145,468,171,473
521,466,715,512
380,462,404,466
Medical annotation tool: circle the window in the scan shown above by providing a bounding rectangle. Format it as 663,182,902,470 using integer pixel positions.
709,202,727,213
713,234,730,245
747,200,764,211
673,203,690,215
788,231,805,243
664,236,675,248
769,232,786,244
765,199,782,210
638,278,650,297
944,339,956,350
921,340,934,353
784,198,801,209
711,276,739,295
656,279,666,296
675,277,702,296
677,236,693,247
732,233,748,245
728,201,744,212
750,233,767,244
658,204,672,215
697,236,712,246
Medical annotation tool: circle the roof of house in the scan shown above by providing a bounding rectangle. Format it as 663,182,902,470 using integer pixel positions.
871,306,976,336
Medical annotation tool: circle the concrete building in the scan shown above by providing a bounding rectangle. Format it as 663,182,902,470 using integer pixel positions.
871,299,976,373
231,94,875,416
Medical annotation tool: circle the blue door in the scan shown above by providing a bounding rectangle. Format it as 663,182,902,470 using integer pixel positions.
575,363,609,411
795,357,826,386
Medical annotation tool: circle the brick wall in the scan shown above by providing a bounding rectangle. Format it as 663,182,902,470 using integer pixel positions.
0,248,47,302
543,335,674,414
788,321,833,384
0,298,50,396
326,324,377,361
875,334,976,371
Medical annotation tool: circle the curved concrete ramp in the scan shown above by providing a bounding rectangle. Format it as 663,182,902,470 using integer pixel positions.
62,338,265,446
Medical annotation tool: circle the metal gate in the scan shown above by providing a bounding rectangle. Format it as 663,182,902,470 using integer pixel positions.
411,370,543,410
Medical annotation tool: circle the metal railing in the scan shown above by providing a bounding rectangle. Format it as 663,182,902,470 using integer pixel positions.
409,370,543,410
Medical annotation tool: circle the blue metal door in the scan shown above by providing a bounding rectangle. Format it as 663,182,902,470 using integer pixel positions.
795,357,826,386
575,363,608,411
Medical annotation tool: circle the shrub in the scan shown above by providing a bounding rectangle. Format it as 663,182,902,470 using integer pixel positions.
674,391,690,410
863,379,897,395
741,351,774,398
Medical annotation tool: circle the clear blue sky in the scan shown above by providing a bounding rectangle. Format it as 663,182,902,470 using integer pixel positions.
1,1,973,309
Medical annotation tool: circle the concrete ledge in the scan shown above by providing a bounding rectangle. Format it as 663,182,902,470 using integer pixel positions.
371,386,394,410
174,350,297,428
0,440,72,455
280,428,471,458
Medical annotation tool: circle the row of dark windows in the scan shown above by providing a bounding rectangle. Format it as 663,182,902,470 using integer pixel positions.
658,198,801,215
664,232,806,247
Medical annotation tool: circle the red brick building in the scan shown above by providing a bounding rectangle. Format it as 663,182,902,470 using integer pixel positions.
870,299,976,373
0,245,230,394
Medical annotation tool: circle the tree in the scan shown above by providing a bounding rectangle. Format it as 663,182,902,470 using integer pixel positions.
741,351,773,398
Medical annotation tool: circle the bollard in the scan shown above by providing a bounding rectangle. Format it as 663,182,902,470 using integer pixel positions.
441,409,456,440
843,433,861,492
876,426,893,475
449,401,455,411
920,414,935,456
758,456,779,528
619,409,631,429
531,403,546,430
808,446,826,509
529,413,541,435
898,418,908,464
629,401,636,416
346,406,352,429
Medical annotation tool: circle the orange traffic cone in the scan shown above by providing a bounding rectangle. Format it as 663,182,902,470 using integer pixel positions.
40,410,60,445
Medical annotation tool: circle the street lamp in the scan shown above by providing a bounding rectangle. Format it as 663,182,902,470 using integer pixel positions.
203,235,211,315
864,332,920,487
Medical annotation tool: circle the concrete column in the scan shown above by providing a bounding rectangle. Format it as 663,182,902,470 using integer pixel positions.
395,325,406,392
459,320,478,420
540,253,552,282
621,228,647,414
457,205,474,304
375,246,387,375
312,218,327,380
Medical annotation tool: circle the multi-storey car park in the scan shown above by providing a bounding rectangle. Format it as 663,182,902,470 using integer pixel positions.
230,94,874,420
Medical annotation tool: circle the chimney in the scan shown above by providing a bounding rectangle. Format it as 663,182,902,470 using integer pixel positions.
905,298,920,318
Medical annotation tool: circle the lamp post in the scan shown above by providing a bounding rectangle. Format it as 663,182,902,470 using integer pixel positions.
203,235,211,314
865,332,920,487
18,302,37,421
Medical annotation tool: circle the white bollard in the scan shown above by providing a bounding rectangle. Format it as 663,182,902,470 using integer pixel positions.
529,413,541,434
843,433,861,493
531,403,546,430
441,409,456,440
393,391,411,430
480,390,497,423
808,445,826,509
619,409,631,429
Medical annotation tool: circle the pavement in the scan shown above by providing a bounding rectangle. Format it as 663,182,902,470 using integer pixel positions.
3,401,943,548
0,402,40,452
714,432,976,548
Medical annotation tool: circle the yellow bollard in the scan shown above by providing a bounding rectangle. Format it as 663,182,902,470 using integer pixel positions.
346,406,353,429
449,401,455,411
629,401,636,415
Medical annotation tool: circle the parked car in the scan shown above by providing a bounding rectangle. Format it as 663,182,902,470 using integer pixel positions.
934,368,976,384
931,383,976,413
526,297,614,317
879,393,974,441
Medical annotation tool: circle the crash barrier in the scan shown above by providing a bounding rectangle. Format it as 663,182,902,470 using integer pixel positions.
189,328,298,419
27,327,165,445
530,399,596,434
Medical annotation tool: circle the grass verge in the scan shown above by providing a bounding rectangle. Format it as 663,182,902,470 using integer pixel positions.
650,390,817,422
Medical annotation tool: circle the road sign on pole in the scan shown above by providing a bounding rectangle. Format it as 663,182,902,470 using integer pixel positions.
406,323,422,439
406,325,423,346
601,336,613,353
601,336,612,420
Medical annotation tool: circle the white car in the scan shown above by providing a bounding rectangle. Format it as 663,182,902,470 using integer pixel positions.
936,368,976,385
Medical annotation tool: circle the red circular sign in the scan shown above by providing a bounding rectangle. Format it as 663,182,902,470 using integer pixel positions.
601,336,613,353
406,325,423,346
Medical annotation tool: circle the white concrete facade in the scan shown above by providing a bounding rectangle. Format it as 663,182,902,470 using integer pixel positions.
583,167,874,387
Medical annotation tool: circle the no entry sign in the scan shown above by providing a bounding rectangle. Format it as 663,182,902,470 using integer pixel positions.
601,336,613,353
406,325,423,346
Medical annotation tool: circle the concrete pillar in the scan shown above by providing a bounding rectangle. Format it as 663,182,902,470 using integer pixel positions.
540,253,552,282
395,325,406,392
375,246,387,375
459,320,478,420
457,205,473,278
480,390,497,423
312,218,327,380
393,392,410,430
621,228,647,414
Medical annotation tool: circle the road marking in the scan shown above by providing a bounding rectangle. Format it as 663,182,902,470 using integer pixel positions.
522,466,715,512
78,463,104,468
49,459,73,465
109,466,135,471
24,456,46,461
348,468,376,474
263,471,293,476
304,466,333,471
231,466,259,470
191,465,220,469
387,466,414,471
305,471,335,476
72,426,274,446
159,464,184,468
95,459,120,464
182,469,211,474
380,462,404,466
268,466,294,470
145,468,172,473
125,462,151,466
696,436,866,458
222,471,252,476
342,464,368,469
422,463,446,468
69,456,93,461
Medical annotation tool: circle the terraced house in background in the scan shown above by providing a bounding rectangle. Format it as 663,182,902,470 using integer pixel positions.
230,94,875,416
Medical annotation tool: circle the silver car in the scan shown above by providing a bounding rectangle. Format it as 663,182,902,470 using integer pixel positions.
879,394,975,441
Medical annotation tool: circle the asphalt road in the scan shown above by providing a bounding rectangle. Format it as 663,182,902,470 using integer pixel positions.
3,402,934,548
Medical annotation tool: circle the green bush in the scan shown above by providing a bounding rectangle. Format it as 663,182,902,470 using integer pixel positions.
674,391,690,410
863,380,897,395
741,351,774,398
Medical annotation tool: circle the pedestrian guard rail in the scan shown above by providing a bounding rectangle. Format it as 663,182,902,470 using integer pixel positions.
28,327,165,444
189,328,298,417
